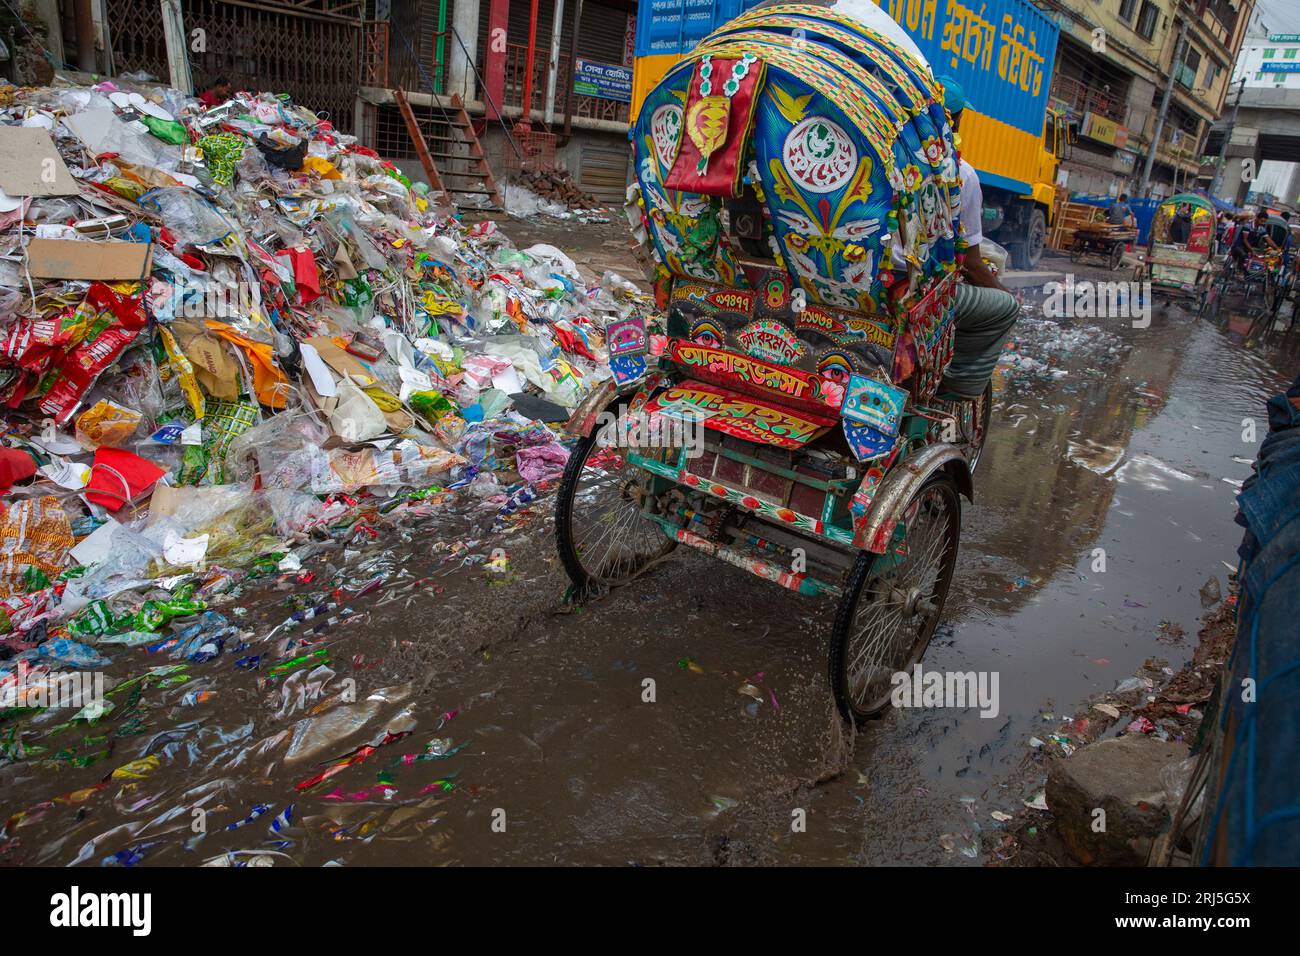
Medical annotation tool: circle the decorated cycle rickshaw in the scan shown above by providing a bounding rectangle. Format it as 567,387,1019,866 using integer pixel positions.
1204,214,1286,320
1262,214,1295,318
554,3,989,722
1135,192,1214,310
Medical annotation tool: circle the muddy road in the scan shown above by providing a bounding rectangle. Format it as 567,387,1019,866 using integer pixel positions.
2,248,1295,867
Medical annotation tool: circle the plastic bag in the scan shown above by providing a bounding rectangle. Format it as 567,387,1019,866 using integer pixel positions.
262,488,327,536
394,440,465,485
522,243,582,282
225,406,325,482
329,375,386,443
310,446,400,493
145,483,252,535
138,187,236,246
70,523,166,603
140,113,188,145
0,497,74,599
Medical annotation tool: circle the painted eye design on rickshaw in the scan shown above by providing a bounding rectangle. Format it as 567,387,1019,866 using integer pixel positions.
691,318,724,347
817,349,854,382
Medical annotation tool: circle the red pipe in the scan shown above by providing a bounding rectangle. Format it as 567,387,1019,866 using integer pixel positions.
519,0,541,129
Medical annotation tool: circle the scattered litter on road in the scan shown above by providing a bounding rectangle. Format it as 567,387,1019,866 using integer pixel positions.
0,76,656,865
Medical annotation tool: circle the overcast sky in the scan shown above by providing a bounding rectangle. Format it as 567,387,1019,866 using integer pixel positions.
1253,0,1300,36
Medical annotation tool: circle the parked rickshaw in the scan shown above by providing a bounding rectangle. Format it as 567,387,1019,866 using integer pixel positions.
554,5,992,722
1136,193,1215,309
1263,215,1294,318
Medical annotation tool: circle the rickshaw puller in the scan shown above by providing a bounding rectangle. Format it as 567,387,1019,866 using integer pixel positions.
1229,210,1270,275
934,77,1023,401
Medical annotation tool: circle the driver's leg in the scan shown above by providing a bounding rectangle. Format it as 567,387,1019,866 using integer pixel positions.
939,284,1021,399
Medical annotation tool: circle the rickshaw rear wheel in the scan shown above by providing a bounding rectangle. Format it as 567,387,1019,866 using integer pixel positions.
555,406,676,594
828,474,961,724
1201,268,1228,320
1271,273,1291,318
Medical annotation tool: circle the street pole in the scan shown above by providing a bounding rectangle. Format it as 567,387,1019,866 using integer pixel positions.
1210,76,1246,200
543,0,565,126
1140,17,1188,197
160,0,193,95
560,0,584,146
519,0,540,130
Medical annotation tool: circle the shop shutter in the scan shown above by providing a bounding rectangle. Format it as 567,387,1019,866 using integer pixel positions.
578,138,631,204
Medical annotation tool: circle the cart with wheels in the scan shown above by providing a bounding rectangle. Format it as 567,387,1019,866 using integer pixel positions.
1070,223,1136,271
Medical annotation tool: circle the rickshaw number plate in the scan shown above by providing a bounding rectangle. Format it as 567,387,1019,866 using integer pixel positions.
610,353,647,385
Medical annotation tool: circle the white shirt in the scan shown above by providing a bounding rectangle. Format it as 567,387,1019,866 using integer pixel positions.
958,157,983,247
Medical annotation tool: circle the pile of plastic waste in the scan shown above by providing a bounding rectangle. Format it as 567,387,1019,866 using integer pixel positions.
0,76,653,664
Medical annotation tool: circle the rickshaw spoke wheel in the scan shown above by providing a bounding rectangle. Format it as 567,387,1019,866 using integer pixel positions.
555,412,675,593
829,475,961,723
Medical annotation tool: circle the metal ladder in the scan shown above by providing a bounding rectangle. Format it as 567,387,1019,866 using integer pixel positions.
393,88,503,212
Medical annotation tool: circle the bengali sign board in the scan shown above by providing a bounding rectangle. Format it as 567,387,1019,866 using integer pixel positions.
1080,112,1128,148
574,59,633,102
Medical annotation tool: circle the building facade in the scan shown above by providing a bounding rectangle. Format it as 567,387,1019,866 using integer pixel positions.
1219,13,1300,208
360,0,638,204
1232,30,1300,89
1044,0,1252,200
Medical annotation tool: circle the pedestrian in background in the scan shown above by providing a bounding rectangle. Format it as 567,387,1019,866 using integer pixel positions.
198,77,234,109
1107,192,1135,228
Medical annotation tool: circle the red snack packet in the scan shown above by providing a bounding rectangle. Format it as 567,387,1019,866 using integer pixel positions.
36,284,147,425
